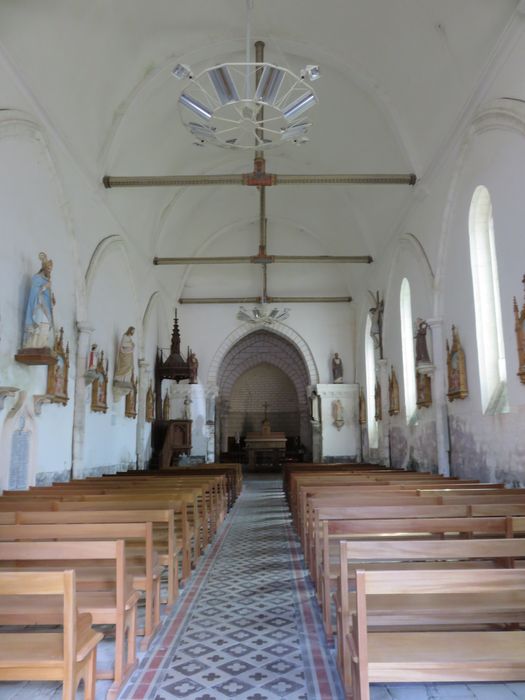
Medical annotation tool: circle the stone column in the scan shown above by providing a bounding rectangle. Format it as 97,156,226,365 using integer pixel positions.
206,385,219,462
307,386,322,462
71,323,93,479
377,358,390,466
135,359,150,470
427,318,450,476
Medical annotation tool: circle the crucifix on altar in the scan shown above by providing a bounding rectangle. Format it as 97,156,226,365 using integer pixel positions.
245,401,286,471
261,401,271,434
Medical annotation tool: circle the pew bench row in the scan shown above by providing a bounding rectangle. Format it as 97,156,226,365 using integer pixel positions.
0,464,241,699
286,463,525,698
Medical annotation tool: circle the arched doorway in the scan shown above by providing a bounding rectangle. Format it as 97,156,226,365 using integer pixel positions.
216,329,312,463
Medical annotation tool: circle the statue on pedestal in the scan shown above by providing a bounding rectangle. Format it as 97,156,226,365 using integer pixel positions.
188,351,199,384
22,252,55,350
113,326,135,401
114,327,135,383
332,352,343,383
16,252,58,365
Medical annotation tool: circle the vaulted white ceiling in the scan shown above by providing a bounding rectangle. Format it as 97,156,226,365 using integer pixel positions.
0,0,519,302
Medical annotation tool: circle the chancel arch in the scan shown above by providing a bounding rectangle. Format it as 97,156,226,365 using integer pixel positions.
215,328,312,460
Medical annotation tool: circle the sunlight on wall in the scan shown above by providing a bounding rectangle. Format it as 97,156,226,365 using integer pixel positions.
400,278,416,421
365,314,378,448
468,186,508,414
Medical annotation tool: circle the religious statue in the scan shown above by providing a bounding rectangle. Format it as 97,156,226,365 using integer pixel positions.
368,290,384,359
332,352,343,383
414,318,432,366
22,252,55,349
446,325,468,401
162,391,171,420
416,370,432,408
183,395,192,419
44,327,69,406
388,366,400,416
513,275,525,384
88,344,98,370
124,369,137,419
188,350,199,384
114,326,135,384
91,350,108,413
310,390,321,423
332,399,344,431
145,383,154,423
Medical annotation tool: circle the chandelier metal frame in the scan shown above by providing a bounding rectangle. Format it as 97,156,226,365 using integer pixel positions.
173,0,319,150
176,60,318,149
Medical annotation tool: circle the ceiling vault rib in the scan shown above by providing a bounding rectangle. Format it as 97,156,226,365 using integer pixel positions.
153,255,372,265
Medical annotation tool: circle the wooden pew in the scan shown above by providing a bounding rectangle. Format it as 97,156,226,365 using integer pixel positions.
0,495,194,582
0,522,161,650
300,487,525,557
349,568,525,700
14,480,208,550
15,508,179,606
0,540,139,699
0,569,103,700
337,537,525,696
308,503,471,574
317,515,512,638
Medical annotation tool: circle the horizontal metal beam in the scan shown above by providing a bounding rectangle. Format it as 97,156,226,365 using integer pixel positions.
154,255,372,265
103,173,416,188
103,174,244,188
275,173,416,186
178,296,352,304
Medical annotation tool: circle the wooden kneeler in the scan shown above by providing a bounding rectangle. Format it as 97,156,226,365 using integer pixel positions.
0,570,103,700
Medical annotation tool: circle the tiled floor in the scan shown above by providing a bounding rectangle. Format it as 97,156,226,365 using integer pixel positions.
120,474,342,699
2,474,525,699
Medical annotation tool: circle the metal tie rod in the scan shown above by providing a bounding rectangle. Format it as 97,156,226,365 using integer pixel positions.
103,173,416,188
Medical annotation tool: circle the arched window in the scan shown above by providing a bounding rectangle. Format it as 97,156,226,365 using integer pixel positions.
364,314,378,448
400,278,416,421
468,186,508,413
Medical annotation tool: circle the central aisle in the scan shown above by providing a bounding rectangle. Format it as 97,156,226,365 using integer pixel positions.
120,474,343,700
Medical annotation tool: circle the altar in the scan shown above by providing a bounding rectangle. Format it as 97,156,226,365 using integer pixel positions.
245,416,286,471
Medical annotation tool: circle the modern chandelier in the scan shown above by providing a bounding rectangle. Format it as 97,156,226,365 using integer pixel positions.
172,0,320,149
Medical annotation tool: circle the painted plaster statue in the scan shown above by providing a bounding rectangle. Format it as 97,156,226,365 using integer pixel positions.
114,326,135,383
414,318,431,364
188,351,199,384
368,290,384,359
332,352,343,383
22,252,55,348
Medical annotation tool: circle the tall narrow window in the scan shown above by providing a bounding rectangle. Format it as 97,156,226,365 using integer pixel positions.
400,278,416,420
468,186,508,413
364,314,378,448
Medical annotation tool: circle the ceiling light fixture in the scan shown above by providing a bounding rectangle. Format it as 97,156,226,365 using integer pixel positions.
172,0,319,149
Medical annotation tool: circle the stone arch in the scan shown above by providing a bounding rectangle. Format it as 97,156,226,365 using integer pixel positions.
213,327,314,458
208,322,319,390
